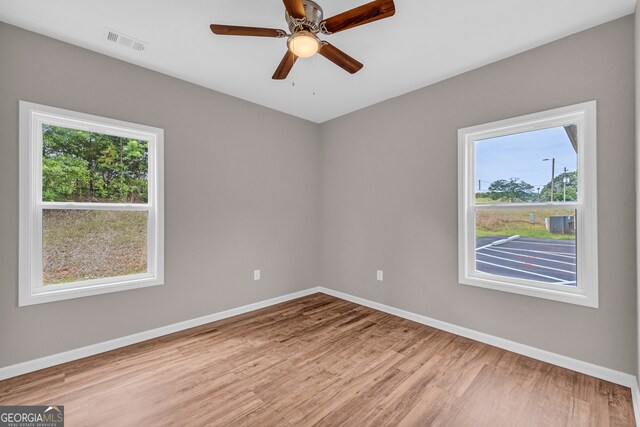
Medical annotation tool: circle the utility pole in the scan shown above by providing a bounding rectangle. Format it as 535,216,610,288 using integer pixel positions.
543,158,555,202
563,166,567,202
478,180,481,191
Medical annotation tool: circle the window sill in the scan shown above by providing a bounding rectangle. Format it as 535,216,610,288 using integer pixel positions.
19,275,164,306
458,274,598,308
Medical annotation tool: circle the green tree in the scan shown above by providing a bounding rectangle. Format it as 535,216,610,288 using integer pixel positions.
539,171,577,202
42,155,90,201
42,125,148,203
486,178,535,202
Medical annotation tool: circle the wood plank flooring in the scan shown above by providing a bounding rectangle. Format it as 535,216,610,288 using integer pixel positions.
0,293,634,426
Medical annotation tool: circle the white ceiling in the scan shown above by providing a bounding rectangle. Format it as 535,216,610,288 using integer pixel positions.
0,0,635,123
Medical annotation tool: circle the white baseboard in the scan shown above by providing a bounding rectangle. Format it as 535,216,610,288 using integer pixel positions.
0,287,322,381
0,285,637,424
318,287,640,425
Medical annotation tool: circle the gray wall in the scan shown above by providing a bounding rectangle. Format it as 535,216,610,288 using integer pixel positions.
0,22,321,368
320,16,637,373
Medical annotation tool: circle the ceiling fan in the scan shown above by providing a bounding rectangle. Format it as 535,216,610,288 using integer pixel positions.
210,0,396,80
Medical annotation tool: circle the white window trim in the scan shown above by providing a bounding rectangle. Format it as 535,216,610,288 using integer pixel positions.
457,101,598,308
19,101,165,306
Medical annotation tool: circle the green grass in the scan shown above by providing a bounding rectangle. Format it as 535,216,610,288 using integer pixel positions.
43,210,147,285
476,209,576,241
476,225,576,240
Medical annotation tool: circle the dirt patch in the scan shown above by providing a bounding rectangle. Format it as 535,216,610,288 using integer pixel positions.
43,210,147,284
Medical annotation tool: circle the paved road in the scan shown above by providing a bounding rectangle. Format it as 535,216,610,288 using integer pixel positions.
475,236,576,286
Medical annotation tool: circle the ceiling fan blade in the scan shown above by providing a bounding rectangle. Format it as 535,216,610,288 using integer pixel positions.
210,24,286,38
273,50,298,80
318,43,363,74
320,0,395,34
282,0,306,19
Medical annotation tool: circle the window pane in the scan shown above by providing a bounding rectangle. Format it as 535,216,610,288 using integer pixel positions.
475,209,576,286
475,126,577,204
43,210,148,285
42,124,148,203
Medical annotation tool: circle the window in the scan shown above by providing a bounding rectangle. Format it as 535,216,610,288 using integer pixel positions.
19,101,164,306
458,101,597,307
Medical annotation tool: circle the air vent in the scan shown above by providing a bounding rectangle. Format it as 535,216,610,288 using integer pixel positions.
106,30,119,43
104,28,147,52
131,41,145,51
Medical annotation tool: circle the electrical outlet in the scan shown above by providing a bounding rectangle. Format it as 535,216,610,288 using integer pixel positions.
377,270,383,281
254,270,261,281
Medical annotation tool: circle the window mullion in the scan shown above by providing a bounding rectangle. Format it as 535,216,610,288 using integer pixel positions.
40,202,151,212
473,203,580,211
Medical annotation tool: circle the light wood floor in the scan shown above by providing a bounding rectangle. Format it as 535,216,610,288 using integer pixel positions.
0,293,634,426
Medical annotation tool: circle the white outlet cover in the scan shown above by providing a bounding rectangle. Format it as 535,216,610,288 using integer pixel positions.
254,270,260,281
377,270,383,281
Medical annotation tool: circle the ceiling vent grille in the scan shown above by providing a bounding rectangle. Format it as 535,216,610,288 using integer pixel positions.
104,28,147,52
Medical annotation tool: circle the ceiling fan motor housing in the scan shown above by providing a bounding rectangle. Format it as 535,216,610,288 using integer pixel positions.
286,0,323,33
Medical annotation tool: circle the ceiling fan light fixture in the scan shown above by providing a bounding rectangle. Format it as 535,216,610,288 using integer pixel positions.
287,31,320,58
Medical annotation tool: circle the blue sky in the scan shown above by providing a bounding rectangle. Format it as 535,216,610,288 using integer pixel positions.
475,126,577,192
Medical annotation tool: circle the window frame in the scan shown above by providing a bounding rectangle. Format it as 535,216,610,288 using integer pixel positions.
19,101,165,306
457,101,598,308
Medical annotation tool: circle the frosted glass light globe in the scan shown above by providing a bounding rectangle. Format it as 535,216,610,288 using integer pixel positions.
288,31,320,58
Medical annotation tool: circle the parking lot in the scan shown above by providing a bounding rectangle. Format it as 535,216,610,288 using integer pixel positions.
476,236,576,286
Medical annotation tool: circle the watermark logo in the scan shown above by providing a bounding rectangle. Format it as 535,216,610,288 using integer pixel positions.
0,405,64,427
